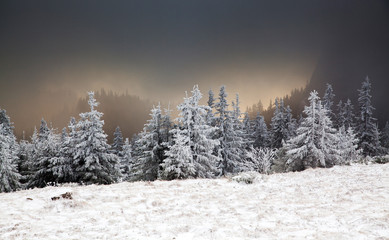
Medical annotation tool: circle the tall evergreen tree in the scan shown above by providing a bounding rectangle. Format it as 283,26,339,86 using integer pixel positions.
50,127,74,183
29,120,59,188
74,92,121,184
357,76,381,156
252,112,268,148
323,83,335,121
0,123,21,192
214,86,244,175
270,98,288,148
284,91,338,170
162,85,220,179
112,126,124,156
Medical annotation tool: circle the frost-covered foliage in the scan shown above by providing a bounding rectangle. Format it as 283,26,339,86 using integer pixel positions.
335,126,361,165
357,76,381,156
252,112,268,148
284,91,338,171
50,127,74,184
161,85,220,179
245,147,276,174
28,119,60,188
120,138,133,180
74,92,121,184
130,103,164,181
270,98,287,148
215,86,245,175
161,128,194,180
112,126,124,156
0,124,21,192
322,83,335,121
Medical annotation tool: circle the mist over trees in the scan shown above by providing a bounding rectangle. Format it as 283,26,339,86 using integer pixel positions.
0,76,388,192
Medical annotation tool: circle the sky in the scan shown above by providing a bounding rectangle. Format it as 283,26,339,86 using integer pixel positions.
0,0,388,136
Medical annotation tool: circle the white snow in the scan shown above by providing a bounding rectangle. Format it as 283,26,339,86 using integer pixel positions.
1,164,389,239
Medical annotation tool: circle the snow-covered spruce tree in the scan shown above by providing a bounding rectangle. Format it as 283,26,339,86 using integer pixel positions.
335,126,361,165
285,105,297,139
335,100,344,129
242,112,254,146
74,92,121,184
342,99,355,130
0,109,19,169
231,93,249,159
245,146,276,174
161,104,173,145
131,103,164,181
381,121,389,154
284,91,338,171
214,86,245,175
206,89,216,127
357,76,381,156
322,83,335,121
28,120,60,188
270,98,288,148
0,123,21,192
120,138,133,180
50,127,74,184
162,85,220,179
161,127,194,180
112,126,124,156
252,112,268,148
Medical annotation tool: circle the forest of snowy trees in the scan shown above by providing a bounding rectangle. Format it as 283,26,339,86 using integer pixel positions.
1,76,389,192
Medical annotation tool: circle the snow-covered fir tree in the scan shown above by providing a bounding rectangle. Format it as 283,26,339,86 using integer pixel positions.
214,86,245,175
342,99,355,130
0,123,21,192
252,112,268,148
357,76,381,156
323,83,335,121
270,98,288,148
284,91,338,170
50,127,74,183
285,105,297,139
74,92,121,184
162,85,220,179
335,126,361,165
112,126,124,156
206,89,216,127
231,93,249,159
161,127,194,180
28,120,59,188
131,103,164,181
120,138,133,180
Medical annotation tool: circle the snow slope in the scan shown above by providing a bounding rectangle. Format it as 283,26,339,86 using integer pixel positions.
1,164,389,240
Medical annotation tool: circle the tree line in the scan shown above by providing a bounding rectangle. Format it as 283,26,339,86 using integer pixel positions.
1,76,389,192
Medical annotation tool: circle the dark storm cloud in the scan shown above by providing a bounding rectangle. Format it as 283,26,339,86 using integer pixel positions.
0,0,388,136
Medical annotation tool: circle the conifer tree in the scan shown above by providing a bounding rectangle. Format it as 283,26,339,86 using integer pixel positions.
270,98,287,148
357,76,381,156
131,103,164,181
74,92,121,184
162,85,220,179
29,120,59,188
0,124,21,192
214,86,244,175
112,126,124,156
50,127,74,183
323,83,335,121
284,91,338,170
252,112,268,148
335,126,361,165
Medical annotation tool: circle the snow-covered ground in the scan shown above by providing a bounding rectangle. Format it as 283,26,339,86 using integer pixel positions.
1,164,389,240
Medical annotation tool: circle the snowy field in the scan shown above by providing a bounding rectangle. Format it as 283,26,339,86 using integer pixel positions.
1,164,389,240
